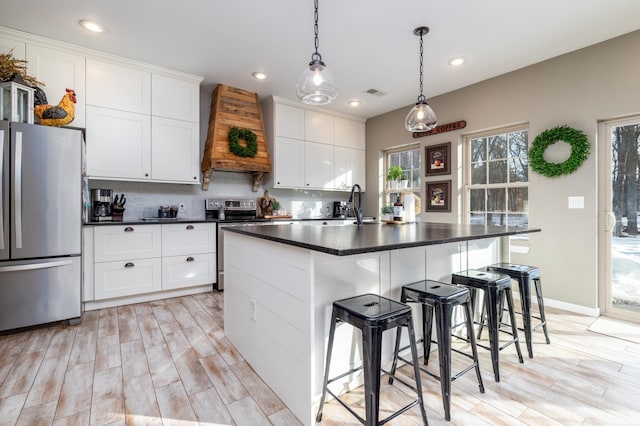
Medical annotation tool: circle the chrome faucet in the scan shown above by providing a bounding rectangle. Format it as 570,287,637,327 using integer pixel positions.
348,184,363,226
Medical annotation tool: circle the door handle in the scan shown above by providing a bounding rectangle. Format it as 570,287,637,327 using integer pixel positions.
14,131,22,248
605,211,616,232
0,129,4,250
0,259,72,273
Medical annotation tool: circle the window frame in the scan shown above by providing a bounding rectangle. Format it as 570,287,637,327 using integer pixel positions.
383,143,421,206
463,124,530,228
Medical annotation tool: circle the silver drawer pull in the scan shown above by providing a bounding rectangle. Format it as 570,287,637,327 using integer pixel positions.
124,262,135,268
124,227,134,232
186,256,194,262
186,225,194,230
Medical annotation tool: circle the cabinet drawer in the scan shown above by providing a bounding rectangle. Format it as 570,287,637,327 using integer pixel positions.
162,253,216,290
161,223,216,256
94,225,161,262
94,258,161,300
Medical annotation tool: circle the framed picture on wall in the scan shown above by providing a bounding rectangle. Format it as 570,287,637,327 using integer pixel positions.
425,142,451,176
426,180,451,212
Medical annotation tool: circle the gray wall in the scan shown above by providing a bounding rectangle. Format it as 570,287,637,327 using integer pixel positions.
364,30,640,310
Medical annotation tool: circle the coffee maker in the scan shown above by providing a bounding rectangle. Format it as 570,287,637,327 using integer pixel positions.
332,201,347,218
91,189,113,222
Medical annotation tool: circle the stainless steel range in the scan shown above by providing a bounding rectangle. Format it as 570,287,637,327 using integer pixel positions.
205,198,268,290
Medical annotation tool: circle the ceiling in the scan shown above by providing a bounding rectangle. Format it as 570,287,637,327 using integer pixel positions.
1,0,640,119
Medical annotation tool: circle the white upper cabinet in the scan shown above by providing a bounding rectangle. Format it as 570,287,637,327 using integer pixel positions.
334,116,365,150
305,141,334,189
86,106,151,180
86,58,151,114
305,110,333,144
350,121,366,150
151,117,199,182
26,44,86,128
152,74,199,122
275,103,305,139
273,136,305,188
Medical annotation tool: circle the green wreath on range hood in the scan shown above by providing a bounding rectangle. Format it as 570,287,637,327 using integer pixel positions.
528,125,590,177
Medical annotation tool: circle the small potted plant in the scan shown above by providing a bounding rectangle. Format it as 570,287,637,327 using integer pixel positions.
381,205,394,221
400,171,410,189
386,165,403,189
272,200,286,216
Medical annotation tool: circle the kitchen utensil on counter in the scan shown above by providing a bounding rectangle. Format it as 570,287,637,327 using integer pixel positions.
91,188,113,221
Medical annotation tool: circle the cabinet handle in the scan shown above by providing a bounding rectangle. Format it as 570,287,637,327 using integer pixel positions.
193,176,197,180
186,225,194,230
277,181,280,185
124,262,135,268
186,256,194,262
145,173,149,177
124,227,134,232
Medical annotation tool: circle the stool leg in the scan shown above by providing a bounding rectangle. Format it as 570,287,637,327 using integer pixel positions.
316,308,338,422
464,300,485,394
534,278,551,344
476,297,486,339
485,287,502,382
388,326,403,385
407,317,430,426
423,304,434,364
518,277,534,358
362,325,383,426
434,303,453,421
504,288,524,364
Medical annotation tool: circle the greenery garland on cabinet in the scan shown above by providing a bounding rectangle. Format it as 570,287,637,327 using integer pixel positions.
228,126,258,158
528,125,590,177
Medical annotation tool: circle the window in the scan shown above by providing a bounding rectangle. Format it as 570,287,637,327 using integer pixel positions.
384,145,421,205
465,127,529,227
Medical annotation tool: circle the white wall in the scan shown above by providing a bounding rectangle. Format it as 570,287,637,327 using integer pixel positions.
364,30,640,310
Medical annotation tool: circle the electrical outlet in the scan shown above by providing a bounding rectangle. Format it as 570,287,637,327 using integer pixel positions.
250,299,256,322
178,202,186,213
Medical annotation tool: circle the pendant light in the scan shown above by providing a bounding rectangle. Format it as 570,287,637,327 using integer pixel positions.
296,0,337,105
405,26,437,132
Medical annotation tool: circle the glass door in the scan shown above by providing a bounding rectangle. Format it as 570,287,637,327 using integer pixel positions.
599,117,640,320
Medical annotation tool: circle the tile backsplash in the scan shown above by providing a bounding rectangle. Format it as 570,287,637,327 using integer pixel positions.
89,171,359,221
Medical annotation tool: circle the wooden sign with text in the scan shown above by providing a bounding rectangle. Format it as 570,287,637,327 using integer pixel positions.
412,120,467,138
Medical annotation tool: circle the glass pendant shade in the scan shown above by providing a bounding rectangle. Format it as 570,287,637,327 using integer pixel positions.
296,57,338,105
405,100,437,132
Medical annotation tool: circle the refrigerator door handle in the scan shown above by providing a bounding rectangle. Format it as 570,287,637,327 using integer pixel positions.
0,129,4,251
14,131,22,248
0,259,73,273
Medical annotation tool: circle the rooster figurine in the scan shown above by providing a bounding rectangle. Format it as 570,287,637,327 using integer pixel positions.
34,88,76,127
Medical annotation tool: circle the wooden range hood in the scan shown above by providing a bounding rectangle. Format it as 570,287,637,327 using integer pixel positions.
201,84,272,190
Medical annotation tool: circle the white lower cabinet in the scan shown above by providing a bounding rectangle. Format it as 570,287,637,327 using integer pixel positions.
87,223,216,307
95,258,162,300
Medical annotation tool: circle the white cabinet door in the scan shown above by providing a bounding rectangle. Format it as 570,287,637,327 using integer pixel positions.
86,106,151,180
152,74,199,122
162,253,216,290
305,142,334,189
350,121,366,150
334,116,351,148
351,148,366,190
274,103,304,139
94,225,161,263
305,111,333,144
151,117,199,183
26,44,86,128
86,58,151,114
161,223,216,256
94,258,162,300
334,146,351,190
274,136,304,188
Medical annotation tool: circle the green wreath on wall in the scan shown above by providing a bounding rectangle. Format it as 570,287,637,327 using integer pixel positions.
228,126,258,158
528,125,590,178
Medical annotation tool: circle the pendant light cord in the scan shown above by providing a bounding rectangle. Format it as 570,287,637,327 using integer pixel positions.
417,30,425,103
312,0,321,61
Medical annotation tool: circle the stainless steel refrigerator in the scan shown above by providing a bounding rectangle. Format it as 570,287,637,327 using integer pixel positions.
0,121,82,332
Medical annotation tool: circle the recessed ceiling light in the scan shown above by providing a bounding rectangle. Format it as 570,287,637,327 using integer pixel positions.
79,19,105,33
252,72,267,80
348,100,361,107
448,57,465,66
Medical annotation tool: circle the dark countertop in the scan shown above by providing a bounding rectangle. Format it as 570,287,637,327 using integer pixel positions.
83,217,353,226
223,222,541,256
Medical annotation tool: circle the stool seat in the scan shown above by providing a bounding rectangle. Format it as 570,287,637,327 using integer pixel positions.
451,270,524,382
390,280,484,421
316,294,429,425
485,263,550,358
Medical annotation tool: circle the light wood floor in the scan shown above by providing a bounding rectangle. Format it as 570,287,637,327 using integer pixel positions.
0,291,639,425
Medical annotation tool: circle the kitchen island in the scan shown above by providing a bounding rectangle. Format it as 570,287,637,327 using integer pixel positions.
223,222,540,425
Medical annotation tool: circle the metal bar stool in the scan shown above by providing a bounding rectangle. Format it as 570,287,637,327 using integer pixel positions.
451,270,524,382
388,280,484,421
485,263,550,358
316,294,429,426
